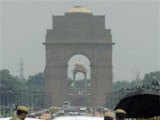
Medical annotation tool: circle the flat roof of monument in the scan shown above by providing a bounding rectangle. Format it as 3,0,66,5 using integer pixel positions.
66,6,92,14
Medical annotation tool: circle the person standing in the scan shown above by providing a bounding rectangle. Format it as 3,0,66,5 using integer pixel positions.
10,106,29,120
115,109,126,120
104,112,114,120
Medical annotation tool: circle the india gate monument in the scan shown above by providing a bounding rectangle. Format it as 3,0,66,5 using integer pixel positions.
43,6,114,107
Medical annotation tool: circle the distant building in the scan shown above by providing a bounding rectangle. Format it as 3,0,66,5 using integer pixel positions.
43,6,114,107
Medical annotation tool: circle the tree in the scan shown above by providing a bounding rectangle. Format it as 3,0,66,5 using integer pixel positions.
26,72,46,109
26,72,45,92
113,81,131,91
0,69,26,109
143,71,160,88
0,69,25,91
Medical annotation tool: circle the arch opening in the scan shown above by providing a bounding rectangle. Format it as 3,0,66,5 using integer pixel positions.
67,55,91,105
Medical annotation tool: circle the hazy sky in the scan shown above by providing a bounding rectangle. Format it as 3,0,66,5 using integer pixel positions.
0,0,160,81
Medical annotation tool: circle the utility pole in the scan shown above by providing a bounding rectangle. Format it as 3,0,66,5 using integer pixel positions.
19,58,25,80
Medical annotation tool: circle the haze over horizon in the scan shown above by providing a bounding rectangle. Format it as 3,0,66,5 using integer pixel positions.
0,1,159,81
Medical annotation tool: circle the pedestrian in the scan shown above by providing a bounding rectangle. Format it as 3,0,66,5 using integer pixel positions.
10,106,29,120
115,109,126,120
104,112,114,120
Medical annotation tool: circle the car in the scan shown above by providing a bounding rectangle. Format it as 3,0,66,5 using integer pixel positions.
53,116,103,120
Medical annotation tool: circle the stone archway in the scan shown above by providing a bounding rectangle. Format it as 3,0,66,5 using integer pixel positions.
67,55,90,106
43,6,114,107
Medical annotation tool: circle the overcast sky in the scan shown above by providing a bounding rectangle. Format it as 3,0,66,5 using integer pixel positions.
0,0,160,81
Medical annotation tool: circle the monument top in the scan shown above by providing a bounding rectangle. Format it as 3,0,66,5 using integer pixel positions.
66,6,92,14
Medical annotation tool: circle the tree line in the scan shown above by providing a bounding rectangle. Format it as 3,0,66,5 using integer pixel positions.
0,69,160,110
0,69,47,115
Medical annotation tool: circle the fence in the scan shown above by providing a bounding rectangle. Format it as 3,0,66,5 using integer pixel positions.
0,90,51,117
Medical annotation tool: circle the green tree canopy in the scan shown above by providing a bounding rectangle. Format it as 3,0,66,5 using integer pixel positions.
143,71,160,88
0,69,25,91
26,72,45,91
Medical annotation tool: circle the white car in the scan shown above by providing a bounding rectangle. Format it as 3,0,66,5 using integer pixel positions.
53,116,103,120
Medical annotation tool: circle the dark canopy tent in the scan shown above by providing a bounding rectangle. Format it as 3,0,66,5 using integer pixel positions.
115,91,160,118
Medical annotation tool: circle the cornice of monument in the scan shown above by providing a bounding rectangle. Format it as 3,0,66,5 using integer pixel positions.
43,42,115,45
